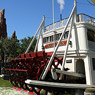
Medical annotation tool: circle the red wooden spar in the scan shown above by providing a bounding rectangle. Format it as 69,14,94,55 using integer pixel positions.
5,51,62,94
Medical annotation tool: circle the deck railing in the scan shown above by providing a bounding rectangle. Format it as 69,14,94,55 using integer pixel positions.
45,18,68,32
45,14,95,32
78,13,95,24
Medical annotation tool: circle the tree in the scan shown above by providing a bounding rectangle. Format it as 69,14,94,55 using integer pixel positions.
20,37,37,53
0,38,22,60
0,38,3,61
0,36,36,62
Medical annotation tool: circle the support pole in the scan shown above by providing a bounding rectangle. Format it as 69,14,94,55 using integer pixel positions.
52,0,54,25
74,0,77,22
25,16,45,53
41,5,76,80
60,15,74,79
52,0,56,50
34,28,42,52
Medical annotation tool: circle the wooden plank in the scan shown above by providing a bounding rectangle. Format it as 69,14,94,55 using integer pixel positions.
25,79,95,89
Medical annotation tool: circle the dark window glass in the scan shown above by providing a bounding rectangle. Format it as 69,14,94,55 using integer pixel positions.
46,37,49,42
55,34,59,41
43,38,46,43
87,29,95,42
50,35,53,42
66,60,72,63
64,31,69,39
92,58,95,70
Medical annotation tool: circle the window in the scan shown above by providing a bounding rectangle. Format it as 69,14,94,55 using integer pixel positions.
43,38,46,43
46,37,50,43
55,33,62,41
87,29,95,42
64,31,69,39
43,33,62,43
66,60,72,63
92,58,95,70
55,34,59,41
50,35,53,42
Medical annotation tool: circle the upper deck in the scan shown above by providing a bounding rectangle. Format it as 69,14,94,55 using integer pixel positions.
38,13,95,53
45,13,95,32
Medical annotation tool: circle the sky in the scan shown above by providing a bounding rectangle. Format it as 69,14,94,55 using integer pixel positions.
0,0,95,40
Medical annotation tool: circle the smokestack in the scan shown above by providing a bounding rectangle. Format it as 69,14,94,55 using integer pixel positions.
60,14,62,20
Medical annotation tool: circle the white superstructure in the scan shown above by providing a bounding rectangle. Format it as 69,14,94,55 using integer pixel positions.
25,0,95,87
37,12,95,85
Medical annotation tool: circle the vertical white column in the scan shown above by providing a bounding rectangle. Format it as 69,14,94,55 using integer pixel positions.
84,55,93,85
52,0,54,25
74,0,77,22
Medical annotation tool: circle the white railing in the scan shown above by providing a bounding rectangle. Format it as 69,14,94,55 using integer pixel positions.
45,18,68,32
45,14,95,32
78,13,95,25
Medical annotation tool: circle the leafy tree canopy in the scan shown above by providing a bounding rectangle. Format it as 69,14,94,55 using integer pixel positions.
20,37,36,53
0,36,36,61
0,38,21,59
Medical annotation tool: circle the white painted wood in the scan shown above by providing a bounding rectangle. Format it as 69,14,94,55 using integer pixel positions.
84,55,93,85
55,69,85,78
25,79,95,89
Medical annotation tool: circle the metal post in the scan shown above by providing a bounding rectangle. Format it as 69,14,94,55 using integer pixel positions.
41,5,76,80
74,0,77,22
42,15,45,51
52,0,56,50
74,0,77,6
43,15,45,33
34,28,42,52
60,14,74,80
25,16,45,53
34,16,45,52
52,0,54,25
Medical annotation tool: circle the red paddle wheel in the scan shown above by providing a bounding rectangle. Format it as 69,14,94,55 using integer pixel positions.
5,51,62,95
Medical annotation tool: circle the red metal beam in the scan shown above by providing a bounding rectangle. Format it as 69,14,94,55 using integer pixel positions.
5,68,28,72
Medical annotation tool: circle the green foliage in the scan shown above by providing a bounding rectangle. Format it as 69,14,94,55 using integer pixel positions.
2,38,21,59
0,36,36,61
20,37,36,53
0,38,3,59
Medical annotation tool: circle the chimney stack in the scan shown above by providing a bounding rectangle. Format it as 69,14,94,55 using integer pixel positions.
60,14,62,20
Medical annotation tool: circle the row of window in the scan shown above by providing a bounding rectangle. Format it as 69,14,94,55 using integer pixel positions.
43,31,69,43
43,29,95,44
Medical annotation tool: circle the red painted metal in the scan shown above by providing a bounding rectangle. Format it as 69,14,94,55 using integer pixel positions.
22,89,28,93
45,40,67,48
5,51,63,95
30,52,37,57
37,51,45,57
19,54,25,58
25,53,31,58
46,52,53,56
13,86,18,90
28,91,36,95
17,88,22,91
5,68,28,72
